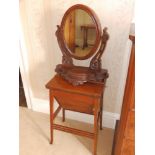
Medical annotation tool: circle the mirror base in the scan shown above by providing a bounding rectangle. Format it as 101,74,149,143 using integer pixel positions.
55,64,109,86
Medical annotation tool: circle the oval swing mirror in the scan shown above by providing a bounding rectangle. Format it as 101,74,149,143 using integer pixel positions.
55,4,109,86
61,5,101,60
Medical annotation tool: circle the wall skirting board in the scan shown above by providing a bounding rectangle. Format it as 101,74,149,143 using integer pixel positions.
31,97,120,129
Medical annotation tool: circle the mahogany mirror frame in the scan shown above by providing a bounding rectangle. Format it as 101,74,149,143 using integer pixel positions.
60,4,102,60
55,4,109,86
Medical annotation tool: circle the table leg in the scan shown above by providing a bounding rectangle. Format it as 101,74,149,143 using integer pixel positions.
100,94,103,130
82,28,88,49
100,81,106,130
93,102,99,155
62,108,65,122
50,91,54,144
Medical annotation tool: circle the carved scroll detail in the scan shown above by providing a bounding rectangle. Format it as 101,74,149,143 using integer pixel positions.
90,27,109,70
55,25,73,65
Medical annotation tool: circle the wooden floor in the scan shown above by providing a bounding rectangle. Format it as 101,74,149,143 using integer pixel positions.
19,70,27,107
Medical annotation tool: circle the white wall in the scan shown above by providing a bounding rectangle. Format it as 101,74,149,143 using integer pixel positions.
20,0,134,116
20,0,54,100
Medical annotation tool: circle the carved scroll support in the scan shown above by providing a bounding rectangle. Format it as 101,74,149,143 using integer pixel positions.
90,27,109,70
55,25,73,65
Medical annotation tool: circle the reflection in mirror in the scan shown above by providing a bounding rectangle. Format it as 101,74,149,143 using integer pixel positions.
64,9,96,57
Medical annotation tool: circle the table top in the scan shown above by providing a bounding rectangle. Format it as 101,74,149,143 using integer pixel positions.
45,74,104,98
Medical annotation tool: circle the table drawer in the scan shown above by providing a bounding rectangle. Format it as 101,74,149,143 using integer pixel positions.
53,90,97,114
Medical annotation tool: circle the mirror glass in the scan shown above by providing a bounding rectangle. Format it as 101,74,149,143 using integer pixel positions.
63,9,96,57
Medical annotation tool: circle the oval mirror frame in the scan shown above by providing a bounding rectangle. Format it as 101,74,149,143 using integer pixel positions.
60,4,102,60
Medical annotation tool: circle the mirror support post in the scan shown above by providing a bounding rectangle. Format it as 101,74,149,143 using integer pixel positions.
90,27,109,70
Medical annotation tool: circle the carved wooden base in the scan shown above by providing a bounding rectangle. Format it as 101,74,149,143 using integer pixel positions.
55,64,109,85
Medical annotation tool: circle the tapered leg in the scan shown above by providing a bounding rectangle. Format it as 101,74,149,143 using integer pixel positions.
100,93,103,130
100,81,106,130
62,108,65,122
50,91,54,144
93,101,99,155
100,111,102,130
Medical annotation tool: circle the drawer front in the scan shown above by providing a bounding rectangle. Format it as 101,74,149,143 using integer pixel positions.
125,111,135,140
53,90,98,114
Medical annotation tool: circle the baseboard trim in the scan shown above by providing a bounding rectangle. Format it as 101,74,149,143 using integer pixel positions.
31,98,120,129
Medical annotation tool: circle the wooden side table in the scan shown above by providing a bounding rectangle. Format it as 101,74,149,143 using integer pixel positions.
81,24,96,49
45,74,106,155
